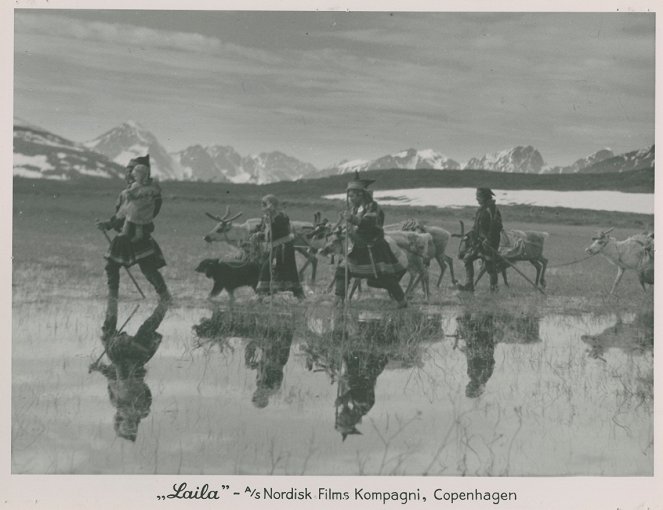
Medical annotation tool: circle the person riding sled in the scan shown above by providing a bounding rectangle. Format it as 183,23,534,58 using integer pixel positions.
334,173,407,308
96,155,171,307
457,188,503,293
252,194,305,300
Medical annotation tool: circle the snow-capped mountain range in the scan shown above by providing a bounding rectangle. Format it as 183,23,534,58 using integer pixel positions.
464,146,544,174
13,117,125,180
13,118,655,182
85,121,186,180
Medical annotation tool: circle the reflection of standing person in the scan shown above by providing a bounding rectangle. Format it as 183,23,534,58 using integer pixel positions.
90,295,170,441
96,155,171,305
456,312,496,398
457,188,503,292
335,349,388,440
253,194,305,300
244,329,294,408
335,173,407,308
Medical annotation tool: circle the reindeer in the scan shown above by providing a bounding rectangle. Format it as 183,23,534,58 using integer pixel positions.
203,207,329,284
453,220,549,288
397,219,458,287
320,227,432,300
585,228,654,294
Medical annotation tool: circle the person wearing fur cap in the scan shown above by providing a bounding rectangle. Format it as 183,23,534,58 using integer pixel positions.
457,188,503,293
334,173,407,308
96,154,171,303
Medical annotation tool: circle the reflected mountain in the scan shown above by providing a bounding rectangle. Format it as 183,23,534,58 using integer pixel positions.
89,298,170,442
581,309,653,360
456,310,541,398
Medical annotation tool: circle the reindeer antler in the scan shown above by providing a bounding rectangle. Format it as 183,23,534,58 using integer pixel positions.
226,211,243,222
205,207,242,223
205,211,223,221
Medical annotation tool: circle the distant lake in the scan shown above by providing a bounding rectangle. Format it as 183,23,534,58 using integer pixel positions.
324,188,654,214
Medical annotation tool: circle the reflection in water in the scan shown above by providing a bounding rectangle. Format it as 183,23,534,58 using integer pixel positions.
581,309,654,360
456,312,496,398
245,329,294,408
335,347,388,440
89,298,170,442
456,311,541,398
303,313,432,440
193,307,296,408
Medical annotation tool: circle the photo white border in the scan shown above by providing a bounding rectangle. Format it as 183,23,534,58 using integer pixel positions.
2,1,660,509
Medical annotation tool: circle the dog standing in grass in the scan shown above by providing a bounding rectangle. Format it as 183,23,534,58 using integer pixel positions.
195,259,260,302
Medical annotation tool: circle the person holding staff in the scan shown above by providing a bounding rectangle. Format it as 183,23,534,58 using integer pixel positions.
457,187,503,293
253,194,305,300
334,173,407,308
96,155,171,309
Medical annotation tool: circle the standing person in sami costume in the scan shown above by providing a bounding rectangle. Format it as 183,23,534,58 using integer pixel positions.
457,187,503,293
253,194,305,300
96,155,171,311
334,173,407,308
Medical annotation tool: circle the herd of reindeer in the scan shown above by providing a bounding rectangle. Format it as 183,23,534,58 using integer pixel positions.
197,206,654,302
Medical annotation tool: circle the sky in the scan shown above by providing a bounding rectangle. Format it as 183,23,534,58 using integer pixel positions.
13,9,655,169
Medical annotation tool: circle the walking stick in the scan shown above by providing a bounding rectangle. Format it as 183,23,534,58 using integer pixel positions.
89,303,141,372
344,201,350,309
266,214,274,309
98,224,146,299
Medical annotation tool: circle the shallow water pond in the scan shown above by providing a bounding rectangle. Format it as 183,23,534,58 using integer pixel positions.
12,299,652,475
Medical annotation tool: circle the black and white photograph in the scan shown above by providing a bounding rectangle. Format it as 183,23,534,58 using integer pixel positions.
3,1,661,508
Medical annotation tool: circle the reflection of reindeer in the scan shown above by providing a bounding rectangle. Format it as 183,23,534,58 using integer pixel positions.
245,328,294,408
90,299,169,441
581,311,653,360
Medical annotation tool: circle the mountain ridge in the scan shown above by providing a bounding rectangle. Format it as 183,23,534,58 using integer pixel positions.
13,118,654,183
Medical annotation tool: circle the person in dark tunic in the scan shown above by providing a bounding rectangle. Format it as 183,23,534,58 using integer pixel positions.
253,194,305,300
457,188,503,292
89,295,170,441
96,155,171,305
456,311,496,398
334,174,407,308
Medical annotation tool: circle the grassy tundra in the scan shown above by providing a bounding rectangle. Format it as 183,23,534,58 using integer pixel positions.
12,176,653,312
